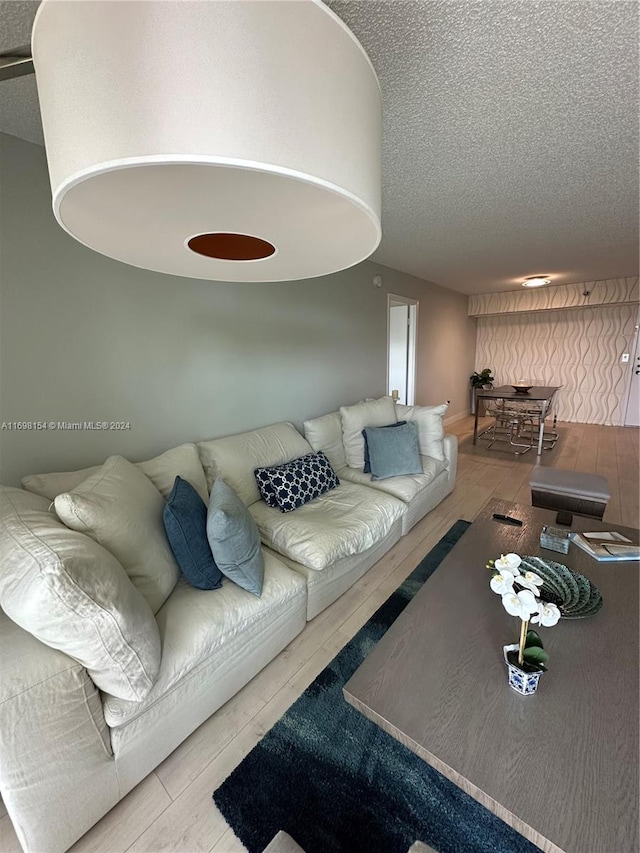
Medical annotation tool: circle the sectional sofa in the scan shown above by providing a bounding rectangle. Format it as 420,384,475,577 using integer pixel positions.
0,396,457,853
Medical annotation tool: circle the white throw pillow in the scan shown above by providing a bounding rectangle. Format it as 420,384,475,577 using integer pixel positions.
0,487,161,701
54,456,180,613
22,443,208,502
339,396,397,469
395,402,449,461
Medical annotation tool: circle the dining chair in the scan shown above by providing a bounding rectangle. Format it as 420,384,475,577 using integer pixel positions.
480,398,534,455
510,398,559,450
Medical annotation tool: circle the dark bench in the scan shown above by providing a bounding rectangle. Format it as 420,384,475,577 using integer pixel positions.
530,467,610,520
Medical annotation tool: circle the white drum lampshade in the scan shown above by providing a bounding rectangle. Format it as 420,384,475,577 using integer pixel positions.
32,0,382,282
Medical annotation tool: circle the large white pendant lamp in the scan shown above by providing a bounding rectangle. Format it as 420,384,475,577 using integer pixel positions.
32,0,382,282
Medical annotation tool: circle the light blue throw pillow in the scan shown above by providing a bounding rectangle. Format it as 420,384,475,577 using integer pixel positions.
362,421,405,473
206,478,264,596
163,476,223,590
364,421,423,480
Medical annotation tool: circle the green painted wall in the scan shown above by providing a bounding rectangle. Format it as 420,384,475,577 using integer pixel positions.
0,133,476,485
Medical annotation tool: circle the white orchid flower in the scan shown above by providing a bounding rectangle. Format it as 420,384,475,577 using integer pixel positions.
531,601,561,627
490,570,517,595
516,570,544,594
501,588,539,620
494,553,522,573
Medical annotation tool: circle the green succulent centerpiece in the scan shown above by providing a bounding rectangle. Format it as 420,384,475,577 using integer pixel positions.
487,553,561,686
470,368,494,389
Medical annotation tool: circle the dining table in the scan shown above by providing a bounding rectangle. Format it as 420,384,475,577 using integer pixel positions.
473,385,561,456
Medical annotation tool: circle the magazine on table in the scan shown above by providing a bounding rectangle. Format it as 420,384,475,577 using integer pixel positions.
570,531,640,562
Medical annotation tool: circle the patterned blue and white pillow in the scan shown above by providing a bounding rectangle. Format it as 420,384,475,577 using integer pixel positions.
255,451,330,508
254,452,340,513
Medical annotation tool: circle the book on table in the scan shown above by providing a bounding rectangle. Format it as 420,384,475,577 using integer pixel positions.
570,531,640,562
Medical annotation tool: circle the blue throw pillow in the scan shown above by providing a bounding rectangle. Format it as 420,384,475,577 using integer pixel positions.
254,451,339,513
206,478,264,596
163,476,223,590
362,421,406,473
364,421,423,481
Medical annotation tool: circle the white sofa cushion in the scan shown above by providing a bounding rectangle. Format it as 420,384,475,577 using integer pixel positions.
103,550,306,725
198,422,312,507
339,396,397,469
22,465,102,498
339,455,448,502
138,444,208,501
22,442,209,502
0,487,161,701
250,482,405,570
395,402,449,461
303,411,347,472
54,456,180,614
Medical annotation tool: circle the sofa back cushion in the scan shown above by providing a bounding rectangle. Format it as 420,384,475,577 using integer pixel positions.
0,487,161,701
339,396,397,469
395,402,449,461
22,442,209,503
54,456,180,614
303,411,346,472
198,422,312,507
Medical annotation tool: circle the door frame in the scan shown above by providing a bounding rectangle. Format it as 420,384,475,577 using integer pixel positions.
623,309,640,426
386,293,419,405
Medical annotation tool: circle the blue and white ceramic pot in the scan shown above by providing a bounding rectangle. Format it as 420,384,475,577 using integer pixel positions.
503,644,543,695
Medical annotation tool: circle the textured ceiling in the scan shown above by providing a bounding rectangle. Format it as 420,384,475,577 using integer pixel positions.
0,0,638,294
0,1,40,143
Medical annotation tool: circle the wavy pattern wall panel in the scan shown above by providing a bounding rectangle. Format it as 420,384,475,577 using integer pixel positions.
469,276,639,317
476,303,639,425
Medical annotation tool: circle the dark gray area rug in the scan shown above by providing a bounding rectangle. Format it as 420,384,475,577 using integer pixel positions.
213,520,542,853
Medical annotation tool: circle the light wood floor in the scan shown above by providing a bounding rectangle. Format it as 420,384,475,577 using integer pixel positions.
1,419,638,853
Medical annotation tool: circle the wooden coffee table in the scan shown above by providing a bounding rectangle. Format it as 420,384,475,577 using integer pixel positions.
343,500,639,853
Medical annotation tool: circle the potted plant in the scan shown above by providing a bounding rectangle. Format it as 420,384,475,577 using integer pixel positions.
470,368,494,415
487,553,560,695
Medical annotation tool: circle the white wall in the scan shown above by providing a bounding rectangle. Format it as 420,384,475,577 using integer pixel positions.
475,304,638,425
470,278,640,426
0,133,476,485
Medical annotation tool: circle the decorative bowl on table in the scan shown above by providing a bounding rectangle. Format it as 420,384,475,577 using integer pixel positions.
512,383,533,393
520,556,603,618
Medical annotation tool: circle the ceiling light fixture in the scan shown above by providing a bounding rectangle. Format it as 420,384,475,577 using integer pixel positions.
522,276,551,288
31,0,382,282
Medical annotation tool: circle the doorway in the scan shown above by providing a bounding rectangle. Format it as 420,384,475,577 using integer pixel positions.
624,312,640,427
387,294,418,405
